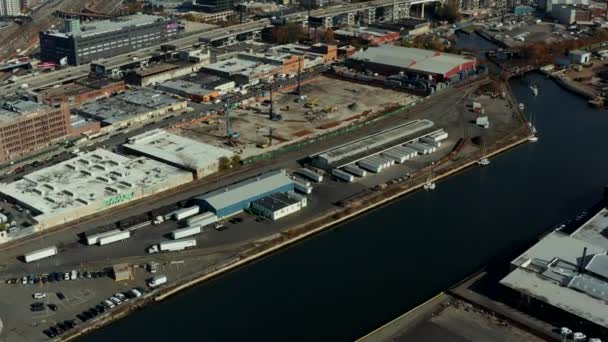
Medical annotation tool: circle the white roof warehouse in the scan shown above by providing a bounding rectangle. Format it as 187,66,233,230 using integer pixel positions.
348,45,477,80
0,149,193,231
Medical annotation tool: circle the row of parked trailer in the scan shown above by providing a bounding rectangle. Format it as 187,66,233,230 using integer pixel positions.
331,130,449,182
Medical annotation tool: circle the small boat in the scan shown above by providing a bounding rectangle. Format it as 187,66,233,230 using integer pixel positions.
423,180,436,190
528,135,539,143
519,103,525,110
477,158,490,166
530,84,538,96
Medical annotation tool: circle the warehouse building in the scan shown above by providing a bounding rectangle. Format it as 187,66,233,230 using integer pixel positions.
500,207,608,334
334,27,401,46
313,119,435,168
156,80,220,102
39,15,178,65
250,192,307,220
347,45,477,81
0,149,193,231
0,99,71,162
39,77,125,106
123,129,233,178
75,88,187,129
125,56,211,86
195,171,294,218
202,57,281,85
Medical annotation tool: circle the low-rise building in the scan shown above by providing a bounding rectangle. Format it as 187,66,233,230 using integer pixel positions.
334,27,401,45
202,57,281,85
39,77,125,106
123,129,233,178
125,56,211,86
195,170,294,218
250,192,307,220
70,114,101,137
0,149,193,231
569,49,591,64
500,206,608,335
75,88,187,129
112,263,132,281
347,45,477,81
156,80,220,102
0,99,71,162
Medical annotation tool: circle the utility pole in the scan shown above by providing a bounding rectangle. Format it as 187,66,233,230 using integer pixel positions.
269,81,274,120
296,56,302,96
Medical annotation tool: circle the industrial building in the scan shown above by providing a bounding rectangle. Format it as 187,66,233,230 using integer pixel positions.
0,149,193,231
156,80,220,102
0,99,71,162
500,207,608,334
313,119,435,168
202,57,280,85
371,19,431,37
251,192,307,220
334,27,401,45
347,45,477,81
124,54,212,86
540,0,589,12
123,129,234,178
38,77,125,106
39,15,178,65
195,170,294,218
192,0,234,13
75,88,187,129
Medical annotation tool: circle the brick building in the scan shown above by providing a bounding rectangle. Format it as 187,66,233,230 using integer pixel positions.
39,77,125,106
0,100,71,162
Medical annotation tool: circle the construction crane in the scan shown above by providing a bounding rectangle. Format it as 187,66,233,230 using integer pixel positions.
224,99,239,140
267,81,282,121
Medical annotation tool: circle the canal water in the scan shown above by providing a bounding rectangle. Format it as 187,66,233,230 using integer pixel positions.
84,75,608,341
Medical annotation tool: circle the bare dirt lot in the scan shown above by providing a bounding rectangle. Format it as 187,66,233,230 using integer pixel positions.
175,76,419,158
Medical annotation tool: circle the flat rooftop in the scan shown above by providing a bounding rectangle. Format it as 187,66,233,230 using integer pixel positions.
197,171,293,211
252,192,299,211
123,129,233,172
0,149,191,218
45,14,171,39
157,80,218,96
350,45,475,76
316,119,434,166
0,99,48,124
76,88,181,125
500,207,608,329
203,57,261,75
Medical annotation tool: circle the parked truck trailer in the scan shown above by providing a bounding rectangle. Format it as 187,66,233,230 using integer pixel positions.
173,205,200,221
98,231,131,246
171,226,201,240
24,246,58,263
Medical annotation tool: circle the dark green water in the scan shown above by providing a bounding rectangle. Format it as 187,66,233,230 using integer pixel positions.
83,74,608,341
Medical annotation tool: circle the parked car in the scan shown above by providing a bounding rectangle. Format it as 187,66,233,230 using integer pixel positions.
33,293,47,299
56,292,65,300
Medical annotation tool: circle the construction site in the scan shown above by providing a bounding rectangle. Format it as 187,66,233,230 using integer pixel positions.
174,76,420,158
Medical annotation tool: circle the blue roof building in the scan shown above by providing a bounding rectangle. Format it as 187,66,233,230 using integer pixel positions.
194,171,295,218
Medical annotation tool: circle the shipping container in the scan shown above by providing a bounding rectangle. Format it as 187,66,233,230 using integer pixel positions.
98,231,131,246
185,212,218,227
24,246,58,263
343,165,367,177
160,238,197,252
86,229,122,245
173,205,200,221
331,169,355,182
171,226,201,240
295,168,323,182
